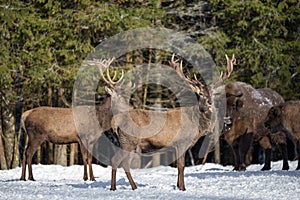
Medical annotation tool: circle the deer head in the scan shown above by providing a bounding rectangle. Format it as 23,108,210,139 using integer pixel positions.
170,54,211,113
95,58,135,114
170,54,235,114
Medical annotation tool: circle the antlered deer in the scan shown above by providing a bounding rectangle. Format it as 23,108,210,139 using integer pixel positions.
20,59,123,181
264,100,300,170
223,82,287,171
107,54,234,191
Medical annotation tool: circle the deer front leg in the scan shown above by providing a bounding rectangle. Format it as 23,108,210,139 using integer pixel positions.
88,150,95,181
110,149,126,191
78,141,88,181
111,169,117,191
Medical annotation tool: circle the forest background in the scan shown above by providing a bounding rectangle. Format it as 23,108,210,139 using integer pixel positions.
0,0,299,170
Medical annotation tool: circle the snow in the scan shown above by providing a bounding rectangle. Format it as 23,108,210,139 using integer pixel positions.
0,161,299,200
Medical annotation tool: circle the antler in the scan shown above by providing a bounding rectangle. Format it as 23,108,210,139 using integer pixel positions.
95,58,124,89
170,54,196,85
211,54,235,87
222,54,235,81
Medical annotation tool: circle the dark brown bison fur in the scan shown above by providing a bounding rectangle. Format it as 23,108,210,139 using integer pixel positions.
223,82,287,171
264,100,300,170
20,96,112,181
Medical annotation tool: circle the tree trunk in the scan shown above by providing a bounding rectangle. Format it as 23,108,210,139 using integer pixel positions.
214,137,221,164
11,134,20,168
152,154,161,167
1,99,16,169
47,142,54,164
151,51,163,167
37,146,41,164
0,125,8,170
69,143,78,165
55,144,67,166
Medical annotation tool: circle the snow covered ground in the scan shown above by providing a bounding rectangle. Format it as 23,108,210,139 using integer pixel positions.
0,161,299,200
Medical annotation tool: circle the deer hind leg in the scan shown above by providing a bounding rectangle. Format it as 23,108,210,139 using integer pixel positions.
123,151,137,190
111,149,137,190
295,139,300,170
87,147,95,181
176,152,186,191
125,171,137,190
20,131,28,181
24,139,44,181
20,149,27,180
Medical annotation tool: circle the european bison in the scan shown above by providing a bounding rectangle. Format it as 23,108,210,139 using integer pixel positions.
223,82,288,171
264,101,300,170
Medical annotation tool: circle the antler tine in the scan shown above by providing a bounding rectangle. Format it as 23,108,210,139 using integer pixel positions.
106,65,124,85
231,54,236,65
210,54,235,88
170,54,180,69
97,57,124,88
222,54,235,81
194,74,205,84
170,54,195,85
97,59,113,88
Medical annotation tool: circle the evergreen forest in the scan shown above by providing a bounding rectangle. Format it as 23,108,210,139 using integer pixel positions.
0,0,299,170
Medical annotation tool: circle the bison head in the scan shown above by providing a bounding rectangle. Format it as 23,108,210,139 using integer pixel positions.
224,83,243,130
224,96,243,126
264,105,282,131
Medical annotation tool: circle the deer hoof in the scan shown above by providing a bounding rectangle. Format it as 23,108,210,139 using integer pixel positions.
261,166,271,171
110,187,116,191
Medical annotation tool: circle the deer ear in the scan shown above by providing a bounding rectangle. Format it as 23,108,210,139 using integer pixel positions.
190,85,200,94
105,86,114,96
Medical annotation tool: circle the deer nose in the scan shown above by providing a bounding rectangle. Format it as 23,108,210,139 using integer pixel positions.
199,106,206,113
224,116,233,125
264,121,270,128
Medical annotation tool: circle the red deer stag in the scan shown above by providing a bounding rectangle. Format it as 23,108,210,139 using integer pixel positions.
106,54,234,191
264,100,300,170
223,82,287,171
20,59,123,181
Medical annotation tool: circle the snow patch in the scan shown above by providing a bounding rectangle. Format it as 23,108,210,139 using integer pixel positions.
0,161,299,200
